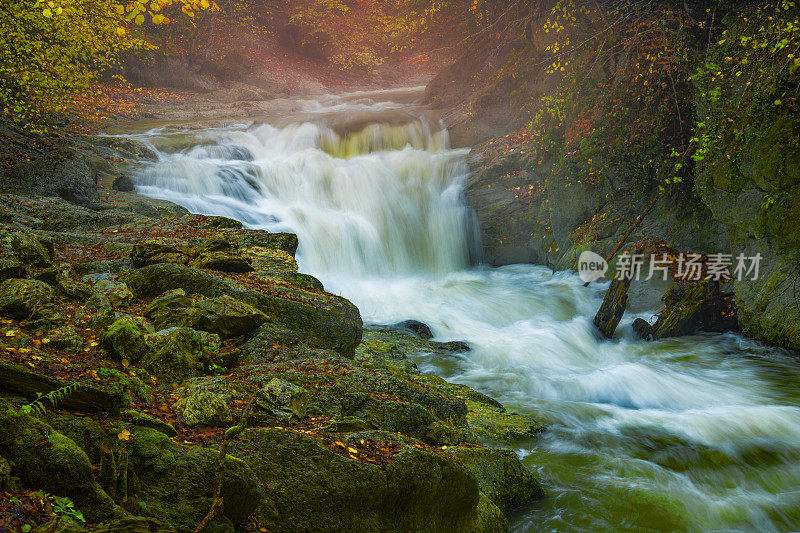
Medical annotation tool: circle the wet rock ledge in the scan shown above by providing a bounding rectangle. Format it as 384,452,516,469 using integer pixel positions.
0,191,544,532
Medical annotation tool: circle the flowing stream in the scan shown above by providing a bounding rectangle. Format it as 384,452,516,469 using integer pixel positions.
119,87,800,532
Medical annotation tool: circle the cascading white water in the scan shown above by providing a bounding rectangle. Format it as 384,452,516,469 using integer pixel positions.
124,88,800,532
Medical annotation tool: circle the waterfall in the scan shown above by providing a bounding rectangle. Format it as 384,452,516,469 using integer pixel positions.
125,88,800,533
134,109,477,277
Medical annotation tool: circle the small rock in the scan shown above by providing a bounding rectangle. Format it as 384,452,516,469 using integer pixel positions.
93,279,133,308
140,327,203,385
180,390,232,426
101,318,149,364
47,326,84,352
112,175,135,192
391,320,434,339
0,278,55,319
261,378,311,419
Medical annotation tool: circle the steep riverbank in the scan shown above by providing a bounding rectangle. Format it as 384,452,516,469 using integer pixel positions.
426,1,800,351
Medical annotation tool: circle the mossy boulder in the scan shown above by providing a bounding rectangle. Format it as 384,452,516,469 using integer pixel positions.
192,252,254,273
94,280,133,308
194,295,269,339
0,228,51,267
135,448,264,532
124,264,362,357
144,289,202,331
140,327,203,385
0,148,99,204
131,239,193,268
260,378,311,420
178,390,232,427
0,404,116,521
444,446,543,513
0,278,55,319
101,318,149,364
229,428,504,532
122,409,178,437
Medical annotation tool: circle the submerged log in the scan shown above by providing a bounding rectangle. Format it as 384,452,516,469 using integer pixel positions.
0,361,123,414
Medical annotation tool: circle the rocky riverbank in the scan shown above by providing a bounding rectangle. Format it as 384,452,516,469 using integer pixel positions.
0,135,544,531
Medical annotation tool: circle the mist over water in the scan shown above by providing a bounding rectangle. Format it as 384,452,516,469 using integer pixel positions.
127,88,800,532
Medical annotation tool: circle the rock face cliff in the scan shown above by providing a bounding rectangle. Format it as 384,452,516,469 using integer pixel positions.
427,1,800,350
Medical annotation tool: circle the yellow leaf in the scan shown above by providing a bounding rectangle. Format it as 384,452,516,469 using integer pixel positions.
42,8,52,17
118,429,131,441
347,447,357,454
200,0,209,8
5,330,16,337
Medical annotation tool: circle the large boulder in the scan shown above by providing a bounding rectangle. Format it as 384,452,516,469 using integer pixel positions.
229,428,506,532
125,264,362,356
0,403,116,521
0,148,99,204
134,448,264,532
0,278,55,319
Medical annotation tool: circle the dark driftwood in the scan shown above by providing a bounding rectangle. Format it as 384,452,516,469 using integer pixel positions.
0,361,123,414
593,276,633,338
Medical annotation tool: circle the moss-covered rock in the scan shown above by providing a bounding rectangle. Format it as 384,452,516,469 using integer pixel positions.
194,295,269,339
192,252,253,273
260,378,311,420
444,446,543,513
101,318,149,364
0,227,51,266
131,238,193,268
0,278,55,319
0,257,25,280
135,448,264,532
124,264,362,357
94,279,133,308
229,428,503,533
0,404,116,521
178,390,232,427
140,327,204,385
0,148,100,204
48,326,84,352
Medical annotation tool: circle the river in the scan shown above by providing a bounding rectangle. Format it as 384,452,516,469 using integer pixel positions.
118,87,800,532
